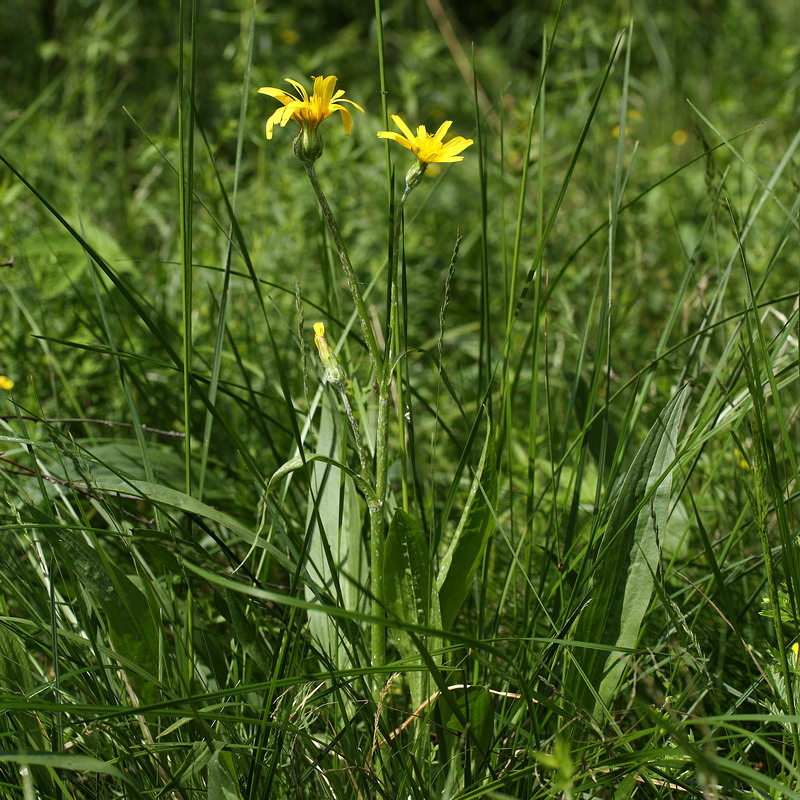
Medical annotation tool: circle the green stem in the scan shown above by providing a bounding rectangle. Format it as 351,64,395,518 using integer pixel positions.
304,164,382,370
335,382,373,485
370,375,390,669
370,181,414,666
304,162,388,673
389,186,413,512
304,158,419,678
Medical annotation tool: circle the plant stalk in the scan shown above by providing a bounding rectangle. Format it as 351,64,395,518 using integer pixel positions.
304,164,382,369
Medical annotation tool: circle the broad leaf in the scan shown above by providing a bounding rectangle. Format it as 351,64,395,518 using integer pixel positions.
52,528,160,703
207,750,241,800
572,385,688,719
304,396,366,670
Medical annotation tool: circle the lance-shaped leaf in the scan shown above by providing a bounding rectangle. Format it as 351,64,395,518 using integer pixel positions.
385,508,441,708
436,424,497,630
572,385,688,719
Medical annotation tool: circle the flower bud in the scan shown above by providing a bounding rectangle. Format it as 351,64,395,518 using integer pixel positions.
404,159,428,192
313,322,345,385
293,126,324,165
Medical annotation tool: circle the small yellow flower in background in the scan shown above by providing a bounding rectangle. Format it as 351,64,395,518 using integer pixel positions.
671,129,689,146
279,29,300,46
611,109,642,140
313,322,344,385
733,448,749,469
792,642,800,665
258,75,364,141
0,376,14,390
377,114,473,164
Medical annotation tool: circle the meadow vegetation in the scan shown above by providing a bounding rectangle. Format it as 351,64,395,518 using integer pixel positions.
1,0,799,797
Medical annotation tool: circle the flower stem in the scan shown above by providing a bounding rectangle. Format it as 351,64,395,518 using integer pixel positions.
304,162,418,679
304,164,382,370
304,163,388,673
386,185,413,511
335,382,373,485
370,375,390,669
370,182,414,668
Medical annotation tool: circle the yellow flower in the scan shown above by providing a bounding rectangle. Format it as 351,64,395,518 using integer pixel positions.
671,129,689,147
279,29,300,46
313,322,344,385
377,115,473,163
0,375,14,390
734,448,749,469
313,321,326,351
258,75,364,141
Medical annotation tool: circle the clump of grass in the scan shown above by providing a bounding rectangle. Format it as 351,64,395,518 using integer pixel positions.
0,0,798,797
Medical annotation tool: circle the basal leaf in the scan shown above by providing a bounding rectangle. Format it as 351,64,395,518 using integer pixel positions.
304,397,366,670
572,385,688,719
385,508,438,709
436,424,497,630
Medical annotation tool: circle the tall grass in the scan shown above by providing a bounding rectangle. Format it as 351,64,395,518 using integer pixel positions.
0,0,798,797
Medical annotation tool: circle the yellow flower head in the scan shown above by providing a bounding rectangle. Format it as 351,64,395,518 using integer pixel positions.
313,322,344,385
258,75,364,141
0,375,14,391
313,321,327,351
377,114,473,164
671,129,689,147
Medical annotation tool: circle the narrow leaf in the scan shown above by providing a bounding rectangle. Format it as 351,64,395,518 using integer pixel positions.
436,424,497,630
385,508,440,708
88,477,294,571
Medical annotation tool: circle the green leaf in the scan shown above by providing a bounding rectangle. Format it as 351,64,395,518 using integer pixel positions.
18,216,132,300
207,750,241,800
385,508,431,650
225,591,272,676
572,385,689,719
88,477,295,572
385,508,439,708
438,685,494,788
436,423,497,630
267,453,371,501
0,751,125,778
304,397,367,670
0,624,34,695
569,371,620,472
51,527,160,703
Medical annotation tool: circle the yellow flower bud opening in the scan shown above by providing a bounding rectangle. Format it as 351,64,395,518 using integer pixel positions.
313,322,345,385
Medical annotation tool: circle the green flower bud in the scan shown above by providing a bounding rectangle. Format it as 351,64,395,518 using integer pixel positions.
293,125,324,164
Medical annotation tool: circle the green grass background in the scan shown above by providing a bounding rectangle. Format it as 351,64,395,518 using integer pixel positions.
1,0,799,797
